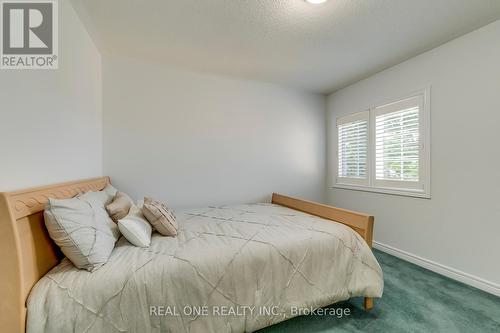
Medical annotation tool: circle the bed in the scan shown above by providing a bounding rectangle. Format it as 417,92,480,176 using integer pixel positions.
0,177,383,332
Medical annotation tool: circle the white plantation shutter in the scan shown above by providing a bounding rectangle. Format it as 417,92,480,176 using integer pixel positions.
335,90,430,198
337,112,369,185
373,95,425,190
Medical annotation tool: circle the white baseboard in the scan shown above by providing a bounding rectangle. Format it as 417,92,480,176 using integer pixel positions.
373,241,500,297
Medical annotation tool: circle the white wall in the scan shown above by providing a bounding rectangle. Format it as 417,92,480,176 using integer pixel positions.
103,55,326,208
326,20,500,290
0,1,102,191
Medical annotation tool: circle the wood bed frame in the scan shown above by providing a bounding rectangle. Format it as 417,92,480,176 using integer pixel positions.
0,177,375,332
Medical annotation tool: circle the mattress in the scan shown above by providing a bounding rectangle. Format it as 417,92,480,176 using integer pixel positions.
27,203,384,333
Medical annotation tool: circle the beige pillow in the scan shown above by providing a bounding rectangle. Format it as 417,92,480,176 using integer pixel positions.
44,186,119,271
142,197,178,236
106,191,133,222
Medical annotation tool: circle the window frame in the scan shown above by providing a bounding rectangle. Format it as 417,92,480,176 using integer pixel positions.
333,87,431,199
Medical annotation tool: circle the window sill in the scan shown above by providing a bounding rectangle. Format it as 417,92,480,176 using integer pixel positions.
332,183,431,199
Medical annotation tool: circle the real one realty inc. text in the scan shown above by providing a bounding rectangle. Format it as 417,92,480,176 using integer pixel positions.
150,305,351,318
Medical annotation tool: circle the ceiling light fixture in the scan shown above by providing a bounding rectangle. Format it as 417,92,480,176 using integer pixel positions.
305,0,328,4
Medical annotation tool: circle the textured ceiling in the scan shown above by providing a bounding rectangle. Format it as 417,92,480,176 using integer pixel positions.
72,0,500,94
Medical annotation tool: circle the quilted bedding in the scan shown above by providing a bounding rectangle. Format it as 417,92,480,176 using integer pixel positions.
27,203,384,333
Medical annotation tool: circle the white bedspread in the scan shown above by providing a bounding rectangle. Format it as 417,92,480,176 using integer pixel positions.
27,203,383,333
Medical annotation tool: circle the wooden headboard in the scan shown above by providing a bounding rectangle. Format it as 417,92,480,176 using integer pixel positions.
0,177,110,333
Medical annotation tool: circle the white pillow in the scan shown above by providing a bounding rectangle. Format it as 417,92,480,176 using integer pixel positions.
44,185,120,271
118,205,152,247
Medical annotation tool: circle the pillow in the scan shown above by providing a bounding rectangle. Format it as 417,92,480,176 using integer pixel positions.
44,185,120,271
106,191,134,222
102,184,118,198
118,205,152,247
142,197,178,236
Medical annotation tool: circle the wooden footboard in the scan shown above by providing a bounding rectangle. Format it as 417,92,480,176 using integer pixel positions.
271,193,375,310
271,193,374,247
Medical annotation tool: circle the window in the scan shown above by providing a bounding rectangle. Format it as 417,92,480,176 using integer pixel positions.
337,111,369,186
335,89,430,198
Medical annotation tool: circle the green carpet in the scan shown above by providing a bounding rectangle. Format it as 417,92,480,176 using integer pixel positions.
258,249,500,333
